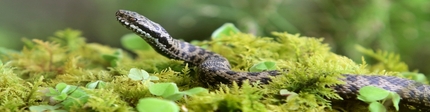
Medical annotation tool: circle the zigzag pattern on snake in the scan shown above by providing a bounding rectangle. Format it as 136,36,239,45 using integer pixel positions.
115,9,430,109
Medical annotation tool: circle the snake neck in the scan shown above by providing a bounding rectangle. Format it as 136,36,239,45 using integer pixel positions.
154,38,215,66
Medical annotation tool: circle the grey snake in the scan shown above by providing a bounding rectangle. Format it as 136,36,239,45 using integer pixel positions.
115,9,430,110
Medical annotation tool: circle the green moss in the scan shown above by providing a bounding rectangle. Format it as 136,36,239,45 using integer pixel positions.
0,29,422,111
185,81,267,112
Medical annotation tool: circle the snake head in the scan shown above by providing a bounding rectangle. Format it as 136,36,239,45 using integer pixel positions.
116,10,171,44
116,9,178,58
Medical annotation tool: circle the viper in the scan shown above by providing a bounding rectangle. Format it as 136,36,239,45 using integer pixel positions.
116,9,430,110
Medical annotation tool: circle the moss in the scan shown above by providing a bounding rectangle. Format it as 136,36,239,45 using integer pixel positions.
184,81,267,112
0,29,421,111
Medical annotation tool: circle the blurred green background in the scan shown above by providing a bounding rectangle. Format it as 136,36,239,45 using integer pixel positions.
0,0,429,75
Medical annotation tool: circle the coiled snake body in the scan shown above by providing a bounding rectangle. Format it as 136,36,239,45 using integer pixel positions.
116,10,430,109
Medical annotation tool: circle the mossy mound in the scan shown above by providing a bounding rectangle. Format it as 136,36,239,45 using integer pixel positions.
0,29,419,111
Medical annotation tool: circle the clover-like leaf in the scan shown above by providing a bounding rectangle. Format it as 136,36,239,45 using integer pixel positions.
101,49,122,67
86,80,106,89
249,61,277,72
211,23,241,39
164,87,208,101
29,105,66,112
60,85,78,94
149,76,160,81
149,83,179,97
52,93,68,101
136,98,179,112
128,68,148,81
55,83,68,92
61,88,89,110
164,93,184,101
389,92,401,111
181,87,207,96
400,72,428,83
46,88,60,97
357,86,390,103
368,102,386,112
279,89,299,101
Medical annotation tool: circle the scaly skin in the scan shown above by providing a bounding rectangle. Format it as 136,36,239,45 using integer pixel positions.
116,9,430,109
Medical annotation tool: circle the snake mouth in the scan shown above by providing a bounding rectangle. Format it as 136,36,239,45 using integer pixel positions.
116,10,148,37
116,10,135,27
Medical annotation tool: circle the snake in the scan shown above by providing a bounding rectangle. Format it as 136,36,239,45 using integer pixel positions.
115,9,430,110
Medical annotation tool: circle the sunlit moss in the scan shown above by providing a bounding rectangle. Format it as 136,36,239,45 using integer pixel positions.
0,29,420,111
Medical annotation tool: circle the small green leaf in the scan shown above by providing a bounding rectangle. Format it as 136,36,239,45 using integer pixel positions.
61,85,78,94
149,83,179,97
46,88,59,96
121,33,151,51
249,61,277,72
55,83,68,92
211,23,241,39
400,72,428,83
136,98,179,112
279,89,299,101
358,86,390,102
128,68,147,81
390,92,401,111
181,87,207,95
149,76,160,81
102,54,119,62
164,93,184,101
162,87,208,101
279,89,297,96
29,105,51,112
101,49,122,67
86,80,106,89
368,102,386,112
61,88,89,110
52,93,68,101
29,105,66,112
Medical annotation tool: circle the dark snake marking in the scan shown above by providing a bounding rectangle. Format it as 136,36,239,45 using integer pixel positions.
116,10,430,109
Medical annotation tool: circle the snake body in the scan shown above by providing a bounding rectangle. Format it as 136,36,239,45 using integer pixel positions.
116,10,430,109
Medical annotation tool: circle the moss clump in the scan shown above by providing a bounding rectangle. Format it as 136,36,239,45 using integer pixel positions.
0,29,420,111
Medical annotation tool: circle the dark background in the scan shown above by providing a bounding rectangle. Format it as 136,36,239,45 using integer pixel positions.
1,0,429,75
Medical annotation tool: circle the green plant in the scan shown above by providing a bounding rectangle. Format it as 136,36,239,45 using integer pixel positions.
211,23,241,39
44,83,89,110
249,61,277,72
86,80,106,89
400,72,427,83
149,82,207,101
357,86,401,112
101,49,123,67
136,98,180,112
29,105,67,112
1,28,424,111
128,68,159,86
279,89,300,103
